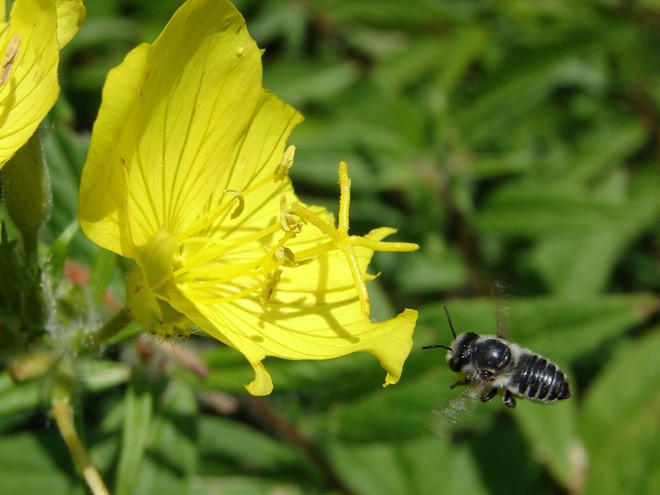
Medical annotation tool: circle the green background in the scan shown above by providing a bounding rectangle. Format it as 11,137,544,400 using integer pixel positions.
1,0,659,494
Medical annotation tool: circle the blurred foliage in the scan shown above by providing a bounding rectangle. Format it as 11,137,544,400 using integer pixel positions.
1,0,659,494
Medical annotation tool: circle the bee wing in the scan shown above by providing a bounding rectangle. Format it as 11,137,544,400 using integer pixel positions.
491,280,511,339
429,384,487,438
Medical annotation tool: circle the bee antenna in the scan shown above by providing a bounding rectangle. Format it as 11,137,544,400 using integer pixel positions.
442,304,457,339
422,344,452,351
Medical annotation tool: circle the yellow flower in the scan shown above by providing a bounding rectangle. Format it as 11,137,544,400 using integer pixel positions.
79,0,418,395
0,0,85,168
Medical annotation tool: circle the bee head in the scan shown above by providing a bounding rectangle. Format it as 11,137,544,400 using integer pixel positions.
447,332,479,372
423,305,480,373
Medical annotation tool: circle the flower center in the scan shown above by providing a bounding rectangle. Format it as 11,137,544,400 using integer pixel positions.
160,147,417,315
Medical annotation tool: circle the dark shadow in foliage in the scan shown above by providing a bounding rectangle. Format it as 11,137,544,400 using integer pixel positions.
468,415,539,495
32,426,82,488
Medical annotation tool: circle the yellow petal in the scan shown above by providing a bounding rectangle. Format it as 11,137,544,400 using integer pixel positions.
79,0,301,255
0,0,59,168
78,42,150,255
177,89,302,244
55,0,86,49
177,293,417,396
163,223,417,395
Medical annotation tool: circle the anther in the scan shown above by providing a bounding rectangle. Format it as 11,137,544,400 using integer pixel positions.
261,269,282,303
280,196,304,233
223,189,245,219
275,145,295,181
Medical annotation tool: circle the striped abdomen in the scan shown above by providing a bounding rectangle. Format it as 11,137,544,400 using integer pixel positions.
511,353,571,402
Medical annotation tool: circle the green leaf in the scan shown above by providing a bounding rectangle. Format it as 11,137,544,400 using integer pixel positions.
531,229,629,295
328,374,449,442
314,0,482,25
49,221,79,284
0,430,83,495
126,380,199,495
265,59,360,106
115,370,154,495
513,397,584,490
475,183,645,237
190,475,304,494
455,42,593,146
394,243,468,295
0,372,44,430
77,359,131,394
328,435,488,495
581,328,660,495
89,249,119,306
145,380,198,479
197,414,319,487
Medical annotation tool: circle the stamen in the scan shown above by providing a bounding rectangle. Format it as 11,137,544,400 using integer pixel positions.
261,269,282,303
274,247,312,267
180,160,289,238
288,201,371,315
348,235,419,252
275,145,295,181
223,189,245,219
239,146,295,197
337,161,351,234
179,222,282,271
177,229,296,284
280,196,304,233
179,191,245,239
288,161,419,317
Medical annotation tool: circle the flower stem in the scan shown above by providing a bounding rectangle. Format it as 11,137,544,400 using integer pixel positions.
88,308,132,346
52,398,110,495
52,359,109,495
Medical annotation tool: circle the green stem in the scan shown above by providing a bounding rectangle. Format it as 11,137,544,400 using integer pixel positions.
21,228,47,334
51,360,109,495
88,308,132,346
52,399,110,495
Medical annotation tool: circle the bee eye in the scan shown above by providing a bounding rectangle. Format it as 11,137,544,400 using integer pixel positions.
474,339,511,371
447,332,479,372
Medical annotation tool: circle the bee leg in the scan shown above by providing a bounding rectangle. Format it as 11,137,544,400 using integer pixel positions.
480,387,498,402
450,378,471,389
503,390,516,408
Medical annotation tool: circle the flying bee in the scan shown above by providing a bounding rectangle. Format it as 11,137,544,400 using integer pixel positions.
423,305,571,409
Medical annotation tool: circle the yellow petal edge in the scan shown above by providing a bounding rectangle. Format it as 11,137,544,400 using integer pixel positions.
56,0,86,49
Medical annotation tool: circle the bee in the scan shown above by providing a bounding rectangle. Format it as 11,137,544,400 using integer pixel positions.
423,305,571,409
